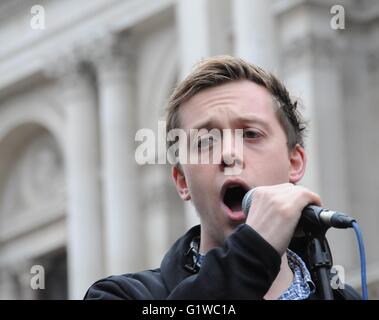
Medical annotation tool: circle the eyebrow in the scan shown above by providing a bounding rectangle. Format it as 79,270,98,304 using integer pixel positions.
190,115,272,131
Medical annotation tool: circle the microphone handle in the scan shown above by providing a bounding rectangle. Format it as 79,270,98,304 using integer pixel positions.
301,205,355,229
300,205,325,228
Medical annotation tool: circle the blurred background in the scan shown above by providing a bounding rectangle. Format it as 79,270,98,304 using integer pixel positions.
0,0,378,299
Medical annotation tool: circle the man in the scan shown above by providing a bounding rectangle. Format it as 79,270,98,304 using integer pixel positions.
85,56,360,300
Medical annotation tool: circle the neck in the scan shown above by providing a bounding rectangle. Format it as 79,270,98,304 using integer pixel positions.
264,253,294,300
199,226,224,255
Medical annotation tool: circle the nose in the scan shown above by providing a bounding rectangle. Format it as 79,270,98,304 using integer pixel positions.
220,130,244,173
221,154,242,167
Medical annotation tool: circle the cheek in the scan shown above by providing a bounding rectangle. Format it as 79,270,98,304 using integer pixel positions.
245,147,291,183
183,165,208,196
183,165,218,208
266,151,291,181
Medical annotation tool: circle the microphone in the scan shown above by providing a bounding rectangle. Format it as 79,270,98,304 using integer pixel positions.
242,188,356,229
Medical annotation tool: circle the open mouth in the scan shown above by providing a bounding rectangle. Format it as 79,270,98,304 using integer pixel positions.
222,185,248,213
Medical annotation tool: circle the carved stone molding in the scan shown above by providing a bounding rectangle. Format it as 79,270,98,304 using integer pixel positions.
80,30,137,83
43,45,83,78
42,49,95,107
0,130,64,217
281,34,343,70
41,27,137,90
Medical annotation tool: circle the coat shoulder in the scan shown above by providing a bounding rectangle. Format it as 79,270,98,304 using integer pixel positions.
84,268,168,300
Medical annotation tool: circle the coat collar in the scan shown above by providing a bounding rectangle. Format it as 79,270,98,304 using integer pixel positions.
160,224,201,292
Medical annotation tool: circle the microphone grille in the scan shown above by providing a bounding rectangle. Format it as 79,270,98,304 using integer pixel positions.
242,188,255,216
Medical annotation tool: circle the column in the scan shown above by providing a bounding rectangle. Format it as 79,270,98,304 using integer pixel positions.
176,0,212,79
232,0,278,72
93,36,144,275
49,57,104,299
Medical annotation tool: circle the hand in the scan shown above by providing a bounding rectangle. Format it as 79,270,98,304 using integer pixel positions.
245,183,322,256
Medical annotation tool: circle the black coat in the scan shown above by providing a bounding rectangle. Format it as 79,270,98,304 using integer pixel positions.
84,224,361,300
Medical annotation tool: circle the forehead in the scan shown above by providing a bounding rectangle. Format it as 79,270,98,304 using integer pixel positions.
179,80,277,130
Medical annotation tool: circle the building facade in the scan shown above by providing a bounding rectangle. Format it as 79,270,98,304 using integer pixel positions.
0,0,378,299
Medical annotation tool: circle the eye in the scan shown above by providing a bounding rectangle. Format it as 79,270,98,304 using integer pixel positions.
243,130,261,139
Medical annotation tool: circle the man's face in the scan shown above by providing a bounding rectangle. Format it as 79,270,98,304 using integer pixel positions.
172,80,306,251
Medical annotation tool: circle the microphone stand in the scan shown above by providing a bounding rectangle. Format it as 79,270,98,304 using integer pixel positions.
301,222,334,300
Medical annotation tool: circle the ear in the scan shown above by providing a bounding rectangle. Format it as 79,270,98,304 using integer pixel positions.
289,144,307,184
172,165,191,201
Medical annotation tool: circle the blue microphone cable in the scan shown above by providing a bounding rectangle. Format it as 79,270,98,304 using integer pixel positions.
352,221,368,300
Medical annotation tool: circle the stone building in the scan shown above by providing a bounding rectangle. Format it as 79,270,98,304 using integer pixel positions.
0,0,378,299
